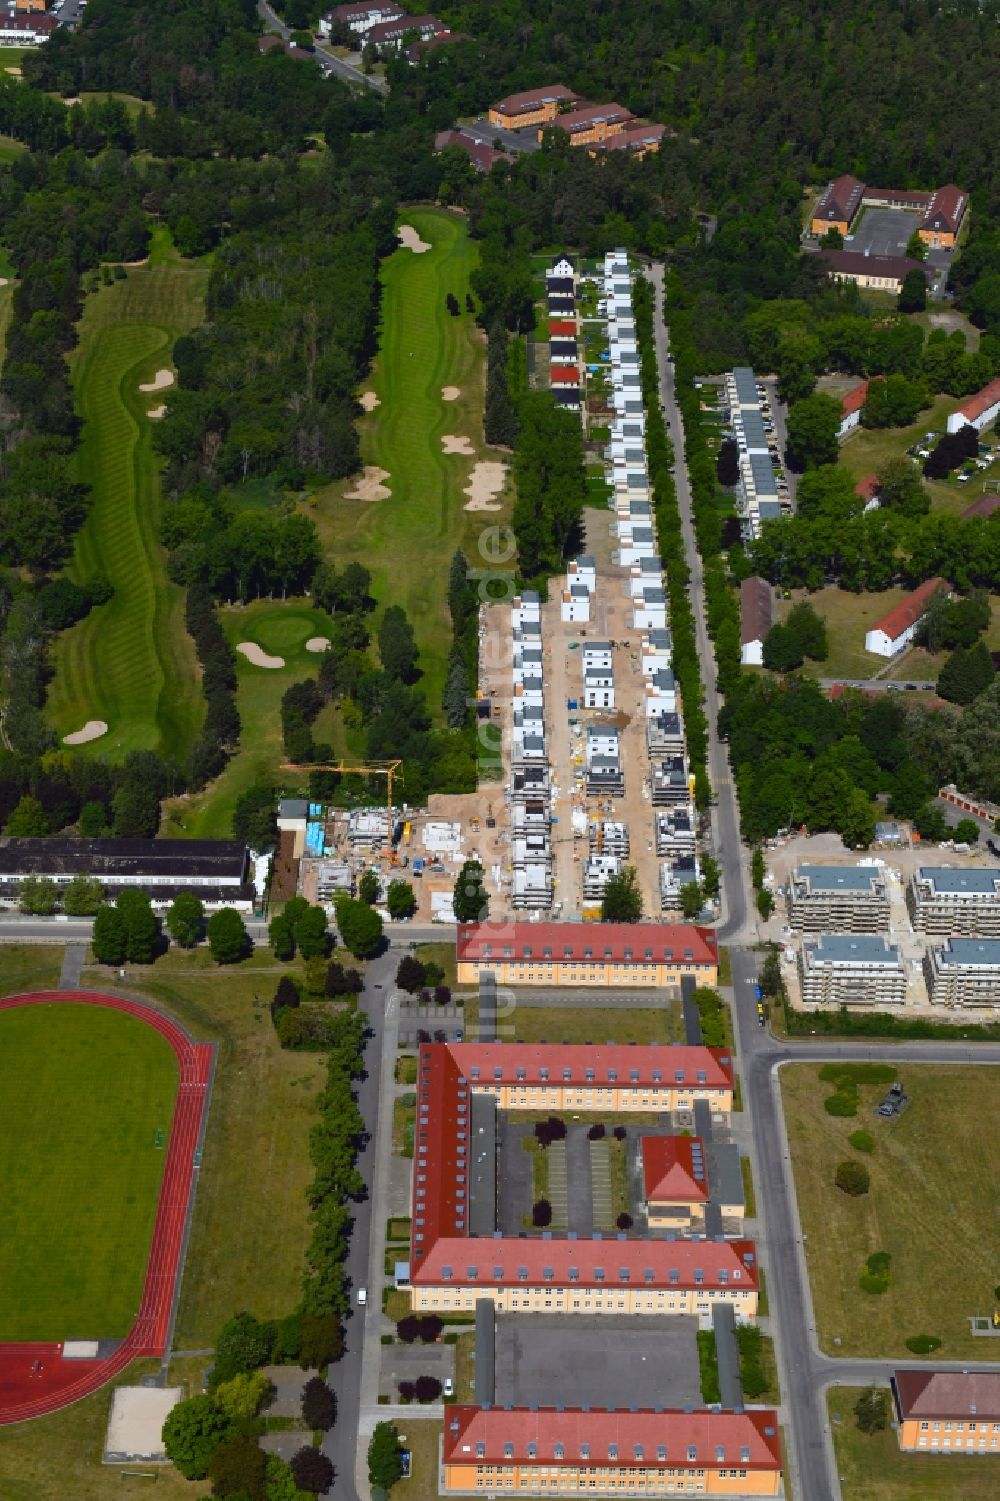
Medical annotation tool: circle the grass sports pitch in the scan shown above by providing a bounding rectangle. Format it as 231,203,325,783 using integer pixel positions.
0,1003,178,1341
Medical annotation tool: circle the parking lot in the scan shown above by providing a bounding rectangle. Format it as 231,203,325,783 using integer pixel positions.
846,207,920,259
495,1315,702,1409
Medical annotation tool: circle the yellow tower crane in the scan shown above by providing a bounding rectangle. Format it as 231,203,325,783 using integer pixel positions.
280,759,403,859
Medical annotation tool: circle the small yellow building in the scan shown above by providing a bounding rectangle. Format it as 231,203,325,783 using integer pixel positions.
488,85,578,131
892,1369,1000,1453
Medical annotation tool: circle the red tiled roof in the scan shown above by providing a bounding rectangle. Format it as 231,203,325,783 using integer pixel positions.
367,12,442,40
549,365,581,384
456,921,718,966
893,1369,1000,1422
740,575,772,646
411,1041,738,1279
841,380,869,418
921,183,967,235
962,492,1000,520
3,12,58,28
491,84,577,116
258,32,285,50
870,577,947,644
443,1406,782,1471
551,103,634,133
641,1135,709,1204
865,186,931,209
814,173,864,224
334,0,402,17
956,377,1000,424
548,319,577,336
821,250,928,282
433,129,509,172
416,1231,758,1290
598,123,667,153
855,472,880,502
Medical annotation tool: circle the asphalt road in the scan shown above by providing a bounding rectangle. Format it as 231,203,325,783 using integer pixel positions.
256,0,388,93
0,915,446,948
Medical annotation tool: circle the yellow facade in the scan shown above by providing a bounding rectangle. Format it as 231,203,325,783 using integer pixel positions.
410,1284,757,1317
456,956,717,988
810,213,850,238
918,225,956,249
443,1461,781,1495
899,1417,1000,1452
479,1082,732,1114
489,101,561,130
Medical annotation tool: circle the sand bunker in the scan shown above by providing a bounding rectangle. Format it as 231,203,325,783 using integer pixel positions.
360,391,381,412
63,720,108,746
5,68,23,78
236,642,285,669
398,224,431,253
463,461,506,511
442,434,475,456
345,465,391,502
306,637,332,653
138,368,175,393
441,386,461,401
147,404,165,420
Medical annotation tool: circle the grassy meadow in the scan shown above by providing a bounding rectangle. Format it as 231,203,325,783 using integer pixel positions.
827,1387,1000,1501
0,1003,177,1339
46,227,208,761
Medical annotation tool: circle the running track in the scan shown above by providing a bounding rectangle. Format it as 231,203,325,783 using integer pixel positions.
0,990,214,1424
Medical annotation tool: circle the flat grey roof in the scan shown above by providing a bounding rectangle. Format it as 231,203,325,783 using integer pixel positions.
732,366,759,404
938,939,1000,967
712,1142,745,1210
917,867,1000,895
796,863,882,892
809,935,901,966
468,1091,498,1237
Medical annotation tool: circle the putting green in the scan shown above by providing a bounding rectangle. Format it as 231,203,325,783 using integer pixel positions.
46,230,209,761
0,1004,178,1340
250,609,322,658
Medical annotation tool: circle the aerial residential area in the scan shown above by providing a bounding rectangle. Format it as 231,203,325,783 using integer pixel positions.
0,2,999,1501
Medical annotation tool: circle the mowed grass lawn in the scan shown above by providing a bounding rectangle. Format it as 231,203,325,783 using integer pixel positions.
775,585,946,682
827,1387,1000,1501
161,599,333,837
782,1065,1000,1358
0,1004,177,1340
838,391,1000,518
510,1004,684,1044
81,948,329,1346
313,207,511,717
47,227,208,761
0,944,64,996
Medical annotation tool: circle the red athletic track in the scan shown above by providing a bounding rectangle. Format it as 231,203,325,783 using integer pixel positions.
0,990,213,1424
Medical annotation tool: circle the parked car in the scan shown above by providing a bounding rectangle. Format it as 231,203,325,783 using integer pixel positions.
443,1378,454,1397
356,1286,368,1306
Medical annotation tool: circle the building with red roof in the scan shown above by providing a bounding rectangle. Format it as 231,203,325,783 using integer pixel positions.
892,1368,1000,1452
947,377,1000,436
408,1041,750,1315
548,318,577,337
434,129,510,173
864,577,947,657
442,1406,783,1495
488,84,579,130
839,379,869,438
549,364,581,387
641,1135,709,1225
810,175,967,248
544,102,634,147
855,472,880,507
455,920,718,987
592,122,667,159
919,184,967,248
810,173,865,236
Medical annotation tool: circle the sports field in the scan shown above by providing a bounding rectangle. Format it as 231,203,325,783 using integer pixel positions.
0,1003,178,1340
315,206,512,714
46,227,208,761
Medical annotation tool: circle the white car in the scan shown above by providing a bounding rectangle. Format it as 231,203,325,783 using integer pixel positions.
356,1287,367,1307
443,1377,454,1397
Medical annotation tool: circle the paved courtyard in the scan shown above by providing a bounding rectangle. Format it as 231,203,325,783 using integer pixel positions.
495,1315,702,1409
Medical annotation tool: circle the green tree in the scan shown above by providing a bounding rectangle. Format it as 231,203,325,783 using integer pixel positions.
207,908,250,964
378,605,419,682
211,1312,274,1386
937,641,996,705
295,905,330,959
161,1394,232,1479
876,457,929,517
839,788,877,849
78,800,109,837
264,1453,311,1501
453,859,488,923
18,875,59,915
91,903,128,965
905,230,928,262
301,1376,337,1430
785,601,828,661
762,622,804,672
5,794,48,836
785,393,841,470
62,873,104,916
166,890,205,948
751,847,766,890
386,879,416,920
854,1386,890,1434
214,1369,274,1422
699,855,721,899
299,1313,344,1369
953,817,980,844
368,1422,405,1490
291,1448,334,1495
599,865,642,921
358,868,379,906
335,895,383,958
208,1432,268,1499
116,889,162,964
233,784,278,849
679,881,703,919
835,1159,870,1196
898,268,927,313
269,912,296,960
756,888,774,920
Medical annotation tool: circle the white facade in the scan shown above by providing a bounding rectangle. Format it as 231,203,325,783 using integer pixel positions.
560,587,591,623
319,2,403,36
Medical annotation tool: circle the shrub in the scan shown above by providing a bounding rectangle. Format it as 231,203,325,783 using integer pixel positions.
418,1314,443,1343
854,1387,890,1434
616,1212,633,1231
532,1199,552,1227
835,1160,870,1196
587,1123,606,1140
434,983,452,1005
301,1376,337,1430
612,1125,627,1141
397,1379,415,1402
735,1325,769,1398
290,1447,335,1494
414,1374,442,1402
860,1251,891,1294
905,1333,942,1355
849,1129,875,1153
696,1329,721,1403
824,1091,858,1117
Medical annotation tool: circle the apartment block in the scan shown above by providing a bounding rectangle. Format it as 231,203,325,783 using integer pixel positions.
798,934,907,1006
787,863,892,932
906,866,1000,935
923,938,1000,1007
